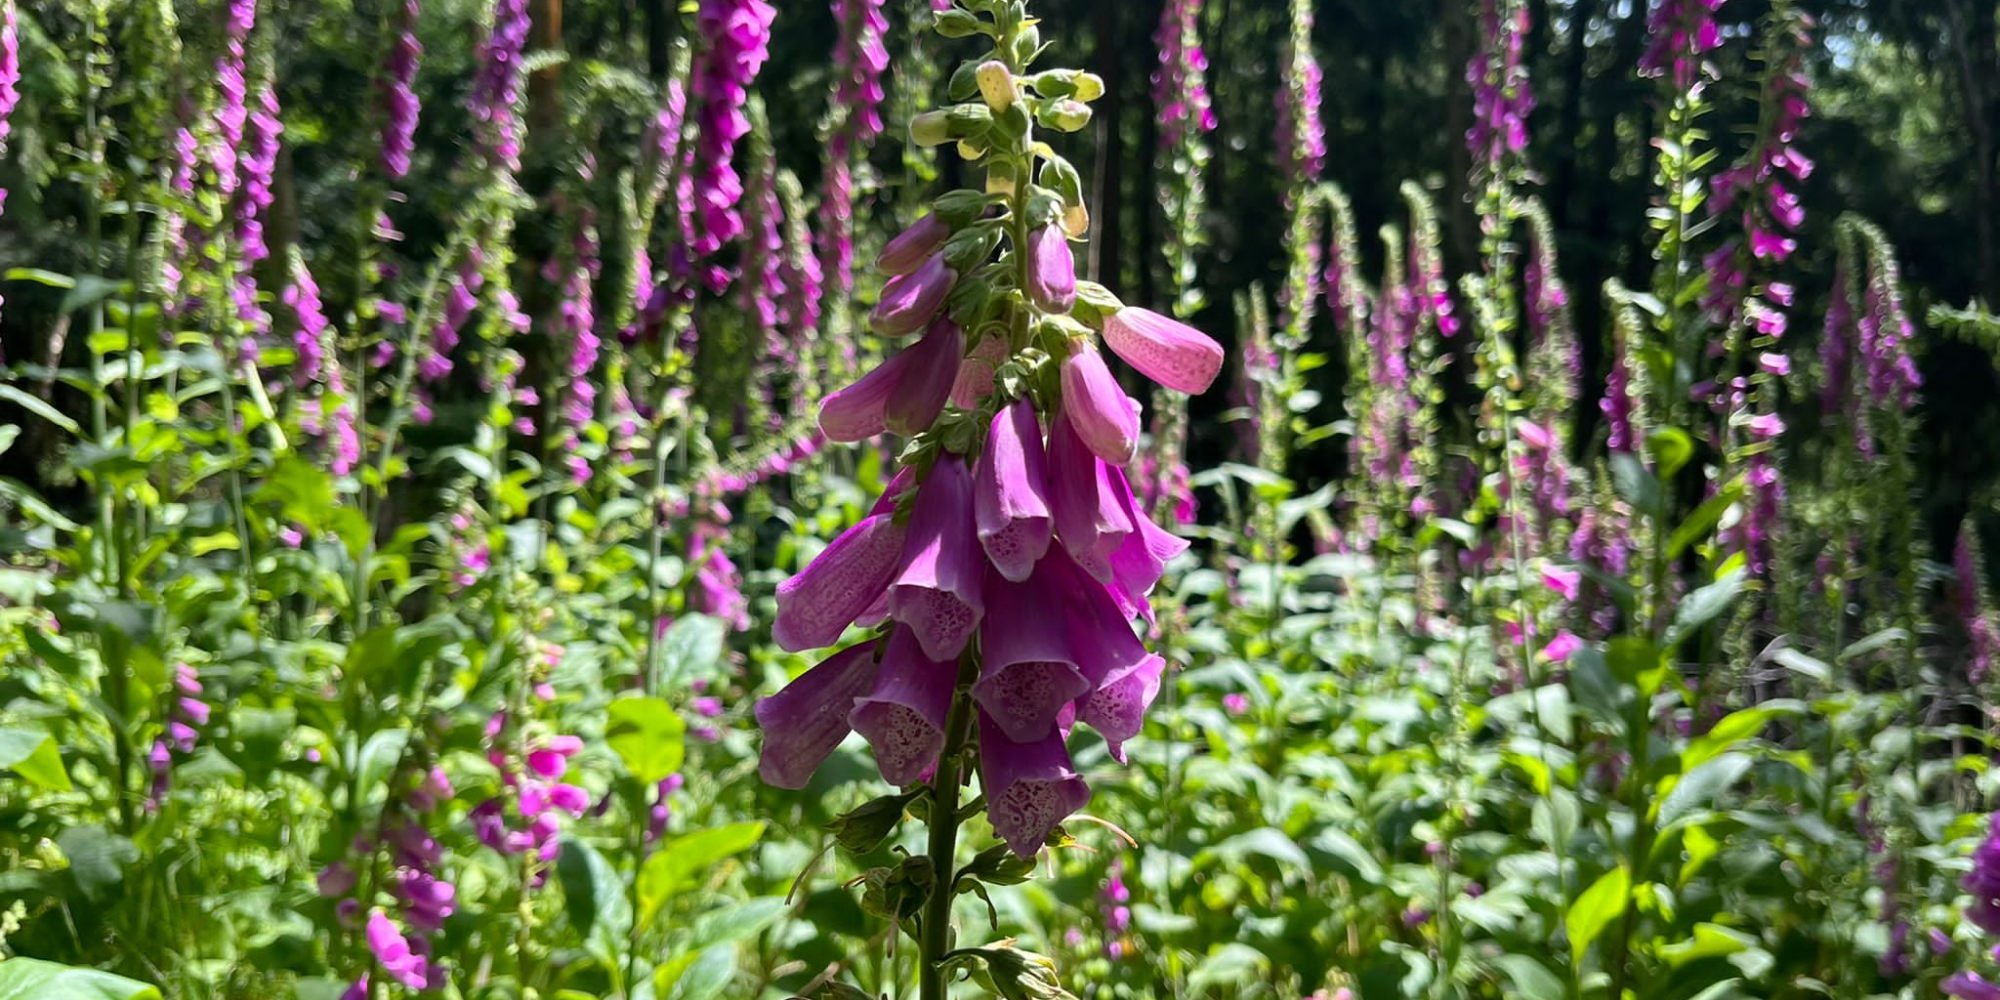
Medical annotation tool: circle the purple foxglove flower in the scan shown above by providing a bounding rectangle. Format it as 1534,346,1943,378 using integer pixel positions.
870,253,956,335
883,320,964,436
1100,307,1226,395
318,862,358,898
1541,564,1582,603
975,399,1054,582
366,910,430,989
848,627,956,785
1075,652,1165,764
1946,973,2000,1000
1222,693,1248,715
975,561,1092,743
753,642,883,789
1060,341,1140,465
888,455,984,660
978,708,1090,859
1047,410,1136,583
1024,224,1077,313
1543,631,1582,662
339,976,368,1000
773,513,908,651
878,214,952,276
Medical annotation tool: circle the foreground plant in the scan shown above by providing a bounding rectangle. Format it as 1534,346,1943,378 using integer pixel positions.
753,2,1222,996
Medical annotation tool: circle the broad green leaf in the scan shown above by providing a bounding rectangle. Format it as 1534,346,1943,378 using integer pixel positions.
556,836,631,943
1668,479,1743,558
1659,923,1758,968
56,826,137,902
0,385,84,437
660,614,727,683
1771,647,1830,683
662,943,736,1000
1307,828,1384,884
687,897,787,950
638,822,765,925
0,726,71,791
1647,427,1694,481
606,696,688,784
1199,827,1309,872
1491,954,1562,1000
1667,567,1745,647
1659,752,1753,827
1567,865,1630,967
0,959,160,1000
1684,701,1804,770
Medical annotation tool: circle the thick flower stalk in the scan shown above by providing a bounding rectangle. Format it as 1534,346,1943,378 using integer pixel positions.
686,0,776,285
378,0,422,181
755,7,1217,995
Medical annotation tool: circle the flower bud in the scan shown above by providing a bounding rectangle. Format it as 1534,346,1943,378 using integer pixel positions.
910,110,952,147
947,60,982,102
1072,72,1105,102
1038,99,1091,133
1024,224,1077,313
956,139,988,160
1061,203,1090,240
1059,340,1139,465
933,189,989,227
933,8,982,37
883,321,965,436
870,253,956,335
878,214,952,276
976,60,1015,112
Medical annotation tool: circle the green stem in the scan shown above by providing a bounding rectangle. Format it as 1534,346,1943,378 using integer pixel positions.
919,653,979,1000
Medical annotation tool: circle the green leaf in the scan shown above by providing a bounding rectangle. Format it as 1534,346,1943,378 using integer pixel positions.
1609,453,1661,515
1659,752,1753,827
1647,427,1694,481
0,385,84,437
661,943,736,1000
606,696,688,784
1666,567,1744,646
687,897,787,950
1491,954,1563,1000
1307,828,1384,884
1770,647,1830,683
660,614,728,683
1684,701,1804,770
55,826,137,903
1199,827,1308,873
1659,923,1758,968
0,726,71,791
556,835,631,943
1668,480,1743,558
0,959,161,1000
637,822,766,926
4,268,79,289
1567,865,1630,967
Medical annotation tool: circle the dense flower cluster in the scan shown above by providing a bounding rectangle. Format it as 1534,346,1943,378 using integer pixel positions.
208,0,258,207
1466,0,1534,172
820,0,889,295
1639,0,1726,90
145,663,209,810
756,46,1224,856
317,764,456,991
468,0,530,172
1275,3,1324,195
687,502,751,631
1151,0,1214,149
554,199,603,484
687,0,776,282
286,258,362,475
1,0,21,323
471,715,589,873
378,0,422,181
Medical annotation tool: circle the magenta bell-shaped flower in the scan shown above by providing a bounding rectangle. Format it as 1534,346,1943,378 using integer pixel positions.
888,455,985,660
952,332,1009,409
1024,224,1077,313
1101,306,1225,394
975,559,1092,742
774,513,908,652
975,399,1055,582
820,321,962,441
1047,410,1136,583
1060,340,1140,465
884,320,965,436
1076,652,1165,764
1104,473,1189,622
878,214,952,276
754,642,883,789
1946,972,2000,1000
870,253,956,336
849,627,957,786
978,707,1090,858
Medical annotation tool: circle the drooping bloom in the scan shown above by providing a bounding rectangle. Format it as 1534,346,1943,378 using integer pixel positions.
1962,813,2000,935
755,643,883,788
1638,0,1727,91
366,910,431,989
819,319,963,441
687,0,778,274
1024,224,1077,313
820,0,890,294
888,455,985,661
975,399,1055,583
879,214,952,277
1059,341,1139,466
849,627,955,785
1101,307,1225,395
773,509,910,652
688,511,751,632
870,254,957,335
378,0,423,181
978,708,1090,858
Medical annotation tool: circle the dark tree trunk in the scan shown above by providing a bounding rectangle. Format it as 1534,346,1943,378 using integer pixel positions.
529,0,564,135
646,0,672,83
1548,0,1604,232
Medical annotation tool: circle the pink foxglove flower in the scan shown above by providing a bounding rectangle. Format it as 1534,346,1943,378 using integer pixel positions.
978,708,1089,858
883,321,965,436
888,455,985,661
975,399,1055,583
1024,223,1077,313
1059,341,1139,465
870,253,956,335
1047,410,1136,583
754,643,883,789
849,627,956,785
773,512,909,652
878,214,952,276
1101,307,1225,396
975,559,1091,743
